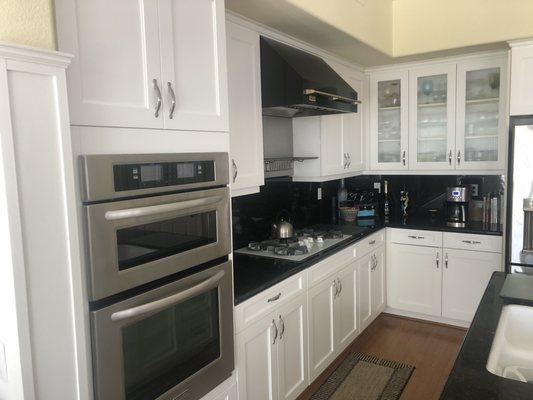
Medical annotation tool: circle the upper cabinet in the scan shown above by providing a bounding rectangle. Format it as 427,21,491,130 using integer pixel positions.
510,41,533,116
55,0,228,132
369,54,508,172
409,64,456,170
455,57,507,170
369,71,409,171
226,21,264,196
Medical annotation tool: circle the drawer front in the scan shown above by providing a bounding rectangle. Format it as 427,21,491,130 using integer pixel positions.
443,232,503,253
355,229,386,258
234,272,307,333
307,246,354,287
390,228,442,247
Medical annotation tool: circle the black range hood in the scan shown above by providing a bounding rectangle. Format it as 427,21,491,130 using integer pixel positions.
260,37,359,118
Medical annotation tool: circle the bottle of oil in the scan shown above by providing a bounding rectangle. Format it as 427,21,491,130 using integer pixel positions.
383,180,390,220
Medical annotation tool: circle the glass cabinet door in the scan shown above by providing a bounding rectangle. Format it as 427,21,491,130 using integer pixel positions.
456,58,507,170
409,64,456,170
370,71,409,170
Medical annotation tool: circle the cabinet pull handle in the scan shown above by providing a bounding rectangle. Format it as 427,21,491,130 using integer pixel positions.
347,153,351,168
369,240,376,245
402,150,406,166
278,315,285,339
333,280,339,297
457,150,461,165
343,153,348,169
448,150,452,165
337,278,342,295
267,292,281,302
167,82,176,119
153,79,162,118
436,252,440,269
445,253,449,269
232,159,238,183
462,240,481,245
272,319,278,344
408,235,425,240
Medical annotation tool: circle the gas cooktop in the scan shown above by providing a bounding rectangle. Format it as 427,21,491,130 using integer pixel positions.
234,228,353,262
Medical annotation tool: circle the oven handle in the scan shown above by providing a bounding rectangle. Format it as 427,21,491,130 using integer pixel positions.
104,195,222,221
110,270,225,322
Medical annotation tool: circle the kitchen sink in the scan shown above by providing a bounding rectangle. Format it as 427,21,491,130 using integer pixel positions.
487,304,533,383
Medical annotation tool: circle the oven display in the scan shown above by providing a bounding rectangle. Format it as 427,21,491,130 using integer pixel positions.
113,161,215,192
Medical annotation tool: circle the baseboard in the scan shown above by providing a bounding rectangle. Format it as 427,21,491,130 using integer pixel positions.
384,307,470,329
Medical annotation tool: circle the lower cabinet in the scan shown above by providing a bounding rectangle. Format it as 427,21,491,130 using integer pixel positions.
236,293,308,400
358,245,386,331
442,248,501,321
388,243,442,316
387,229,502,323
308,261,358,381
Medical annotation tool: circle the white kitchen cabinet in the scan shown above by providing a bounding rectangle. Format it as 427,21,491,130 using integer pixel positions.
236,293,308,400
371,246,386,316
55,0,228,132
442,249,501,321
357,245,386,331
307,277,337,381
409,63,457,171
510,41,533,116
455,57,508,170
320,115,346,175
226,21,264,196
159,0,228,132
307,260,359,381
276,294,309,400
236,312,278,400
369,70,409,171
388,243,442,316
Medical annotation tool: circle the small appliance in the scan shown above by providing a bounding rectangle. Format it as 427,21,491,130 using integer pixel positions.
446,186,470,227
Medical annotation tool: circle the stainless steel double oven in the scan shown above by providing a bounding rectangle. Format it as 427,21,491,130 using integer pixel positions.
81,153,233,400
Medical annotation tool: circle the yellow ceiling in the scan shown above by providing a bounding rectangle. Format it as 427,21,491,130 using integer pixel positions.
227,0,533,66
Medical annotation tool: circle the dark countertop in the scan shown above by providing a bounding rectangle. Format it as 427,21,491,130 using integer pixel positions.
233,214,502,305
440,272,533,400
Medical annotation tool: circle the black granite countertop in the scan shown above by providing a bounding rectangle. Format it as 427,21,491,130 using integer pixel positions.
233,222,385,304
440,272,533,400
233,214,502,305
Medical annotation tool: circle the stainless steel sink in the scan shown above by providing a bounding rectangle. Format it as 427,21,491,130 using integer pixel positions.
487,304,533,383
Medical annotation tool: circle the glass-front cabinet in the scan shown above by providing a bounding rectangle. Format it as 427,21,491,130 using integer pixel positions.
455,57,507,170
370,70,409,170
409,64,456,170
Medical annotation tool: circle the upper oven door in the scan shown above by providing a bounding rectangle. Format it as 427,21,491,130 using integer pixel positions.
85,186,230,300
91,260,234,400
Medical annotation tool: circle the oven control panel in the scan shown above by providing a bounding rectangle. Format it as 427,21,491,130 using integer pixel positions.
113,161,215,191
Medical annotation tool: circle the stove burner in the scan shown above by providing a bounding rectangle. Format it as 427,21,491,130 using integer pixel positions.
273,245,309,256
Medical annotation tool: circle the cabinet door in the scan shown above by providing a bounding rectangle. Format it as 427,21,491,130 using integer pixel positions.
388,244,442,316
276,294,308,400
320,115,345,175
369,70,409,171
409,64,456,170
235,313,279,400
336,262,358,352
371,246,386,316
159,0,229,132
55,0,163,128
226,22,264,195
456,57,507,170
442,249,501,322
357,253,373,329
341,70,365,173
510,44,533,116
308,278,337,381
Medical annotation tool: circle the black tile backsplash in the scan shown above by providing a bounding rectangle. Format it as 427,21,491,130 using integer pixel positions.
231,175,504,249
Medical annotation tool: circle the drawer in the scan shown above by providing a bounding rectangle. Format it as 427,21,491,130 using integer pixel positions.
234,271,307,333
443,232,503,253
307,246,354,287
390,228,442,247
354,229,386,258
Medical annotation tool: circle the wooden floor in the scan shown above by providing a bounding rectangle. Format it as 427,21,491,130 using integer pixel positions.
297,313,466,400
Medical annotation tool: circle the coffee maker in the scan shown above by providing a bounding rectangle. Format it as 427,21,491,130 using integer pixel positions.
446,186,470,227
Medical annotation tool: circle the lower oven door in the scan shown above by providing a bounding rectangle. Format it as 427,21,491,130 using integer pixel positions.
85,186,230,300
91,260,234,400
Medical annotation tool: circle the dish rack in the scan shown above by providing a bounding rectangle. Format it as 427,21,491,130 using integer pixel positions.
264,156,318,178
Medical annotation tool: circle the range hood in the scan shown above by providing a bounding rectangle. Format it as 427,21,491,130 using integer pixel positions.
260,37,360,118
